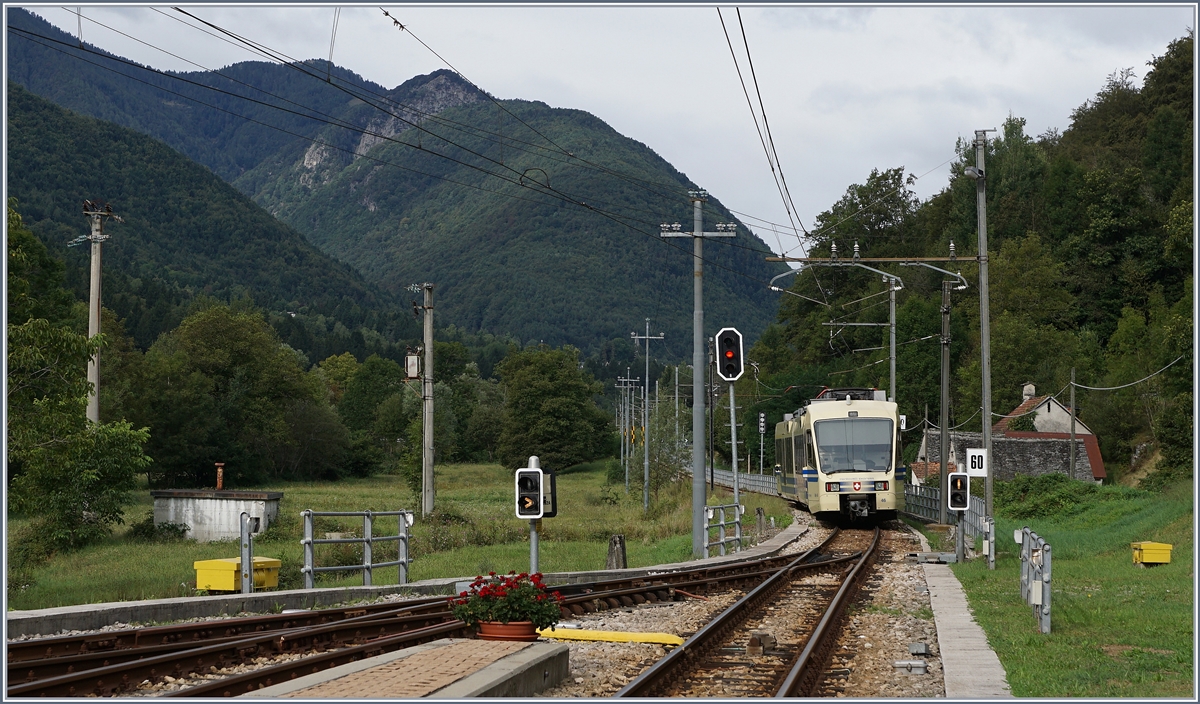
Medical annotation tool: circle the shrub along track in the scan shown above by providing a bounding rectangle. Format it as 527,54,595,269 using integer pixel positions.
614,527,881,698
7,542,820,697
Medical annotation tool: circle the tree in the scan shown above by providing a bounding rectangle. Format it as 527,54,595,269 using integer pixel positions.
132,304,331,486
316,351,359,405
338,355,406,432
495,345,614,470
7,202,152,551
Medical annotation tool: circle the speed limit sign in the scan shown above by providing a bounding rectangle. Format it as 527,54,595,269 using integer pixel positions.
966,448,988,477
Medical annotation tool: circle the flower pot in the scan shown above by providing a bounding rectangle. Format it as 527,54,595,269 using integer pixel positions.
477,620,539,641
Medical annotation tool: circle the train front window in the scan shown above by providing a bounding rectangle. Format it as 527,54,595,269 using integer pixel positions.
813,418,893,473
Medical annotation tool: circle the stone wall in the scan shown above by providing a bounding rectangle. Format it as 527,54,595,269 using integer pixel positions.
925,431,1096,482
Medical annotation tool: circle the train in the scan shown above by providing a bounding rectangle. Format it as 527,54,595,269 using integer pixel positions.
773,387,905,522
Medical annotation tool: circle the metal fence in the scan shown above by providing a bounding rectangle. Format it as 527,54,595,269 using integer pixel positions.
301,509,413,589
902,485,987,537
705,503,743,556
698,466,780,495
1018,527,1052,633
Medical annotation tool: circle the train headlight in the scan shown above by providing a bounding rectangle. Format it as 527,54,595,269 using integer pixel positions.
825,482,840,493
874,481,889,491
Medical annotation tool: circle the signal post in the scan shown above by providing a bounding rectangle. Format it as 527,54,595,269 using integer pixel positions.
715,328,744,505
515,456,557,573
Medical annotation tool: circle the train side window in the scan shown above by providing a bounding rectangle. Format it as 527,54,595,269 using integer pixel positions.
805,431,817,470
793,435,805,471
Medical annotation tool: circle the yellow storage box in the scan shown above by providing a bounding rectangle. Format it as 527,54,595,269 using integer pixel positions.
194,556,282,591
1131,541,1172,566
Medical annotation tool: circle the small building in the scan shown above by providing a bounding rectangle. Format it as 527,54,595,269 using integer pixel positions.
914,383,1105,484
151,489,283,542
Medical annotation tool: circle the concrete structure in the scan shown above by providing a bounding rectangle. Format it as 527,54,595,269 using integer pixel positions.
151,490,282,542
914,529,1012,697
243,639,568,698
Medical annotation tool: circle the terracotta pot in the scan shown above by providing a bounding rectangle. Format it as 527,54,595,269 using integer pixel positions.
477,620,539,641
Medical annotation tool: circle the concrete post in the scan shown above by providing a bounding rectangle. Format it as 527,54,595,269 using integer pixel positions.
691,199,707,557
421,284,435,517
975,130,995,525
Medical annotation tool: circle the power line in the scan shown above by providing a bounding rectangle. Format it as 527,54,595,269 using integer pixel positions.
12,18,789,294
1070,355,1186,391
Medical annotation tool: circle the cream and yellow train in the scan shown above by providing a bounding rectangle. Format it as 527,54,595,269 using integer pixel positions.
774,387,905,522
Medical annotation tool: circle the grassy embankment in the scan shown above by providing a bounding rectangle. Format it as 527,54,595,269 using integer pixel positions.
6,460,793,611
909,475,1193,698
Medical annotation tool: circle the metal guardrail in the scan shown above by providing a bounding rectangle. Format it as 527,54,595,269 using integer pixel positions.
1018,526,1052,633
694,466,780,495
704,503,743,556
301,510,413,589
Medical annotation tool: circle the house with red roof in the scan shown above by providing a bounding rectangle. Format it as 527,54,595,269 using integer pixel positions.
912,383,1105,484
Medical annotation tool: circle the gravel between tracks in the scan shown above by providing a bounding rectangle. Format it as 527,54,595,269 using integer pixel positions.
539,511,945,698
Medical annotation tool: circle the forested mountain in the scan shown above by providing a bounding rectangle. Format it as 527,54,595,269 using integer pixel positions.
7,83,420,358
8,8,786,356
745,34,1193,485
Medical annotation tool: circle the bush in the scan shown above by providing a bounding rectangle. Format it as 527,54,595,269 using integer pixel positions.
994,473,1146,520
128,511,190,542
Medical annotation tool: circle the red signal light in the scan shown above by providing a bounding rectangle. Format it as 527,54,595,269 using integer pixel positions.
725,350,734,358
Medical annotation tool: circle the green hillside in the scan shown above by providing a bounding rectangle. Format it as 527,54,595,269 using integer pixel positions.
7,8,786,356
6,8,388,183
6,82,420,358
248,94,786,355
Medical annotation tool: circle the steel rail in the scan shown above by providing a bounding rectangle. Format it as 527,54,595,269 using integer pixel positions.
8,611,452,686
8,543,813,695
4,595,451,663
8,526,816,695
161,620,469,697
5,609,452,696
615,529,845,697
8,541,806,666
776,527,881,697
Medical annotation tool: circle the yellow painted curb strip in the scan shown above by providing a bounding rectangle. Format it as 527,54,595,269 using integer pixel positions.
537,628,684,645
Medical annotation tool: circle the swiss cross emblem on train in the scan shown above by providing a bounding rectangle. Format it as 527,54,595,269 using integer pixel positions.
852,481,861,491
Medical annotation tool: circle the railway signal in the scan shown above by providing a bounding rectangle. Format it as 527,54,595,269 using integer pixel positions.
715,327,744,382
515,466,544,519
948,472,970,511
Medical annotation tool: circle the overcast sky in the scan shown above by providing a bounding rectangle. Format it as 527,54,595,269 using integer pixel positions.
25,4,1196,257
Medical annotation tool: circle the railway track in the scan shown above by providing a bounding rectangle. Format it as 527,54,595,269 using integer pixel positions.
6,539,812,697
615,527,881,697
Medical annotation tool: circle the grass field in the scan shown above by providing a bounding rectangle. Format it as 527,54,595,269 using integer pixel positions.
6,460,795,610
911,477,1194,698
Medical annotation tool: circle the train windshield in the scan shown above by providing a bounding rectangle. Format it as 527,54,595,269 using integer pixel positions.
813,418,893,473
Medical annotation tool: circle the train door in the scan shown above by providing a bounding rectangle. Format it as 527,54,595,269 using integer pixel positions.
775,432,796,498
805,430,818,507
792,433,807,505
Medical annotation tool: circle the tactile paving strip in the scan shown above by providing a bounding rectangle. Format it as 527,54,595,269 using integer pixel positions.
280,640,532,698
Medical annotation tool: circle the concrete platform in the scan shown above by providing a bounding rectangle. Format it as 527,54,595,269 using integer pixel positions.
913,528,1013,698
241,638,568,698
